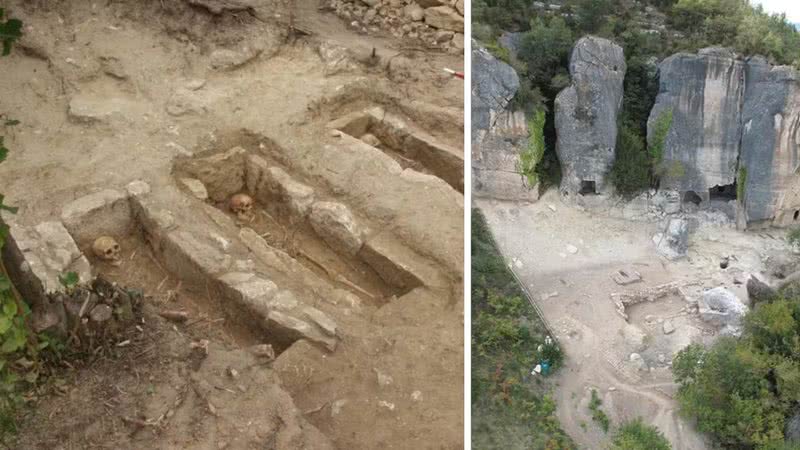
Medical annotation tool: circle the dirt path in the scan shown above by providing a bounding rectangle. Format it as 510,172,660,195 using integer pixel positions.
476,190,790,449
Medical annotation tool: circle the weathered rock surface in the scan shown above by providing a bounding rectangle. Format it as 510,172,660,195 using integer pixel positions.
698,287,748,335
746,275,776,306
60,189,132,246
1,220,93,308
309,201,365,256
555,36,626,196
740,58,800,225
652,218,688,260
471,41,537,201
423,6,463,33
648,48,745,196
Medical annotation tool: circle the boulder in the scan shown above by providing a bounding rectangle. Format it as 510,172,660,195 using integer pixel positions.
746,275,776,306
471,41,537,201
787,409,800,444
698,287,748,335
647,48,745,197
555,36,626,197
423,6,463,33
309,202,365,256
652,218,689,260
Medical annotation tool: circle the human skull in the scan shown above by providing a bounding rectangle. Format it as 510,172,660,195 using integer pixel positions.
92,236,121,264
230,193,254,220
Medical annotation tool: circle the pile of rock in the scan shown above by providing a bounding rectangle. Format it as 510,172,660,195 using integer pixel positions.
329,0,464,51
34,277,141,347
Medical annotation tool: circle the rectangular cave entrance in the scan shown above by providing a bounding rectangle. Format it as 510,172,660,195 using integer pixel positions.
709,183,737,202
579,180,597,195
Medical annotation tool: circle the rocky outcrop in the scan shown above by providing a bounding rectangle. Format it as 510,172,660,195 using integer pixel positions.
471,41,537,201
647,48,745,197
739,58,800,226
555,36,626,197
640,48,800,228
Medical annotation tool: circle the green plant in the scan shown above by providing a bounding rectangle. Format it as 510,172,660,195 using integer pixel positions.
588,389,610,432
612,418,672,450
0,12,28,437
0,9,22,56
610,123,650,197
788,227,800,247
737,165,747,203
519,109,546,187
650,109,674,179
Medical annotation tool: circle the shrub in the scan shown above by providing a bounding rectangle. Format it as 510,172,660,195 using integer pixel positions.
610,123,650,197
588,389,610,432
519,110,547,187
611,418,671,450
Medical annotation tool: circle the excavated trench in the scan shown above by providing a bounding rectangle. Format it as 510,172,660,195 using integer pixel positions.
328,106,464,193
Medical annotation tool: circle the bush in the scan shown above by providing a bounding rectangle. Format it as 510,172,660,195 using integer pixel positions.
611,418,671,450
519,110,547,187
610,123,650,197
680,293,800,447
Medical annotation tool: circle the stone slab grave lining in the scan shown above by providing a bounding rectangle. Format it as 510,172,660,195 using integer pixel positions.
174,144,450,301
327,106,464,193
3,182,339,353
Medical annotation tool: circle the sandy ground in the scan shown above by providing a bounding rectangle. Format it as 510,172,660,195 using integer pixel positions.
0,1,464,448
477,189,794,449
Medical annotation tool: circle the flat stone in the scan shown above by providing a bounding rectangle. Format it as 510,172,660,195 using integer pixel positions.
181,146,246,202
424,6,463,33
266,310,337,351
181,178,209,200
612,268,642,286
309,202,364,256
61,189,131,246
263,167,315,218
162,231,231,284
662,320,675,334
2,221,92,307
89,304,113,323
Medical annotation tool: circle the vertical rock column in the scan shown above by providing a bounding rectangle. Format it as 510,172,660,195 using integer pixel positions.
471,41,537,201
555,36,626,197
739,58,800,226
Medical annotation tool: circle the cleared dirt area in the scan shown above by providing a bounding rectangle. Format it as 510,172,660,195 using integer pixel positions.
0,1,463,448
477,190,794,449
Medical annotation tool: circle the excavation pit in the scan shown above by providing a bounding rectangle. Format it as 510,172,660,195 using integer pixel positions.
173,142,433,304
328,107,464,193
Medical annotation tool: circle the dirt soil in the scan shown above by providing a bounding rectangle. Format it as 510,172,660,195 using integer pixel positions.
0,1,463,448
477,190,794,450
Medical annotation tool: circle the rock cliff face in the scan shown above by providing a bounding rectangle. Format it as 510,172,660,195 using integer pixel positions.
645,47,800,227
471,41,538,201
647,48,745,196
740,58,800,226
555,36,626,197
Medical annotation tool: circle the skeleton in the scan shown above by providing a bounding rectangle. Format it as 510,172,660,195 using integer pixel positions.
230,193,254,221
92,236,121,265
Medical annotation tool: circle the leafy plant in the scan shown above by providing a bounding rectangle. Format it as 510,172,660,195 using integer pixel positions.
737,165,747,203
0,13,28,438
0,9,22,56
519,109,547,187
650,109,674,178
612,418,672,450
588,389,610,432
